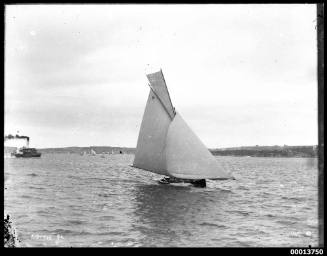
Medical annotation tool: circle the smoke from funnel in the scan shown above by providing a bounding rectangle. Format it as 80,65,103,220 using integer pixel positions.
4,134,30,148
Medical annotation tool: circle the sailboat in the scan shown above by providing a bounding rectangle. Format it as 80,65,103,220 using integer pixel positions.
90,148,96,156
132,69,234,187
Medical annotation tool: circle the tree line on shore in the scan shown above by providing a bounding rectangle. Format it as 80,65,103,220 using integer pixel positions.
210,145,317,158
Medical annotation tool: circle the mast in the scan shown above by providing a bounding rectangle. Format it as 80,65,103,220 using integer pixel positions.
160,69,176,116
147,83,174,120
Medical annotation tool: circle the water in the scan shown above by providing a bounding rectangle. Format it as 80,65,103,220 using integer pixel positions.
4,154,318,247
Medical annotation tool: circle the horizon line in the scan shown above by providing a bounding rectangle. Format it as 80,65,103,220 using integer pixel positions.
23,144,320,149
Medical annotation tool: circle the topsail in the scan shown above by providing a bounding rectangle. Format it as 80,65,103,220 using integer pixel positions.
133,70,233,180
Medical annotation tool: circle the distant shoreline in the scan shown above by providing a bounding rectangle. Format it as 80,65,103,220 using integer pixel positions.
4,145,318,158
210,145,317,158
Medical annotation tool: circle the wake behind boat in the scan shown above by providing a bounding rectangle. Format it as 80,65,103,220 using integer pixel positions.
132,70,234,187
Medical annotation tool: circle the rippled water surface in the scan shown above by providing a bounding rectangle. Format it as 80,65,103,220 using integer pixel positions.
4,154,318,247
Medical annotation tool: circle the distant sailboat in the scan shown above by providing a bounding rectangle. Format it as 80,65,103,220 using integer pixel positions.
132,70,234,186
90,148,96,156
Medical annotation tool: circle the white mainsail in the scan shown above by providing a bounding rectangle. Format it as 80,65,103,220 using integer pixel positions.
133,70,233,180
132,71,173,175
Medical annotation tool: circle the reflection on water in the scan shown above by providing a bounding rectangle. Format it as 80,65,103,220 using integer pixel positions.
133,184,231,246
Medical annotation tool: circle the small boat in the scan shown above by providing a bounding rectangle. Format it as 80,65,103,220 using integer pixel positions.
132,70,234,187
11,147,41,158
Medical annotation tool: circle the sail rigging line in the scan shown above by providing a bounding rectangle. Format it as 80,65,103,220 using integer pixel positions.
159,69,176,116
147,83,175,120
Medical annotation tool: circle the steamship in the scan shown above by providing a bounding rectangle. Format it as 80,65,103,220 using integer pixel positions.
5,133,42,158
11,147,41,158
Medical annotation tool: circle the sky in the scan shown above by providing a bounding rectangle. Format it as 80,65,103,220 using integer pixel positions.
5,4,318,148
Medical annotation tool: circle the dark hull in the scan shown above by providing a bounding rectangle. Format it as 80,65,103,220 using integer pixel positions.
14,154,41,158
158,177,206,187
15,154,41,158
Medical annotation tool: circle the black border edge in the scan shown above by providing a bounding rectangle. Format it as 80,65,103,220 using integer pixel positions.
317,2,324,248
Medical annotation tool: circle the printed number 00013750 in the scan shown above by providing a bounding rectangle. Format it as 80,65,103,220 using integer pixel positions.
290,249,324,255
